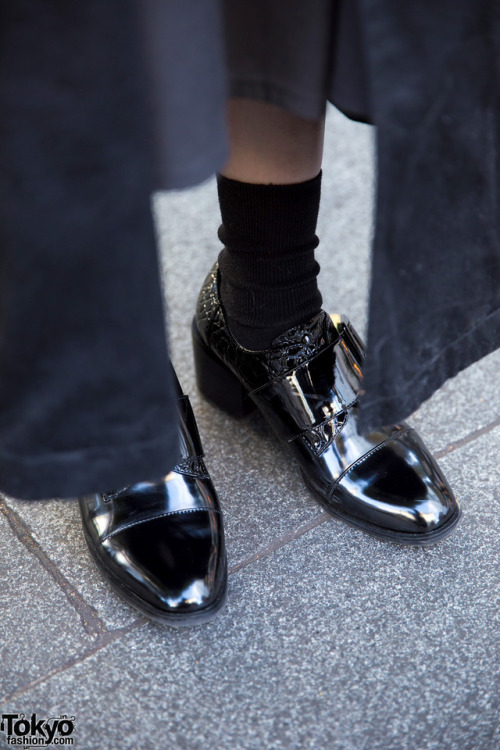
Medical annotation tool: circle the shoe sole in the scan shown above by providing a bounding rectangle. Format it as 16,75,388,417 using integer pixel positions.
80,517,228,627
192,318,462,546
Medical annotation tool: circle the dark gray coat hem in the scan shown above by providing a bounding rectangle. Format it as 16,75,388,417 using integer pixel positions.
358,307,500,432
0,430,181,502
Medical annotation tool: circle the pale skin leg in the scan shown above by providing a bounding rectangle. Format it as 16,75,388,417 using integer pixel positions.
221,98,325,185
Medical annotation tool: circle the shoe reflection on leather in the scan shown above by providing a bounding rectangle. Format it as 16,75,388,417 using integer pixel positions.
192,264,461,545
79,381,227,626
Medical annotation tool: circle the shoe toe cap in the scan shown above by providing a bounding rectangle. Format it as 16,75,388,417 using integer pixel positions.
102,510,226,618
336,428,459,538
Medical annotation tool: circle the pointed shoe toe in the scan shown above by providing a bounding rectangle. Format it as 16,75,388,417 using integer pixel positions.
79,387,227,626
192,264,461,545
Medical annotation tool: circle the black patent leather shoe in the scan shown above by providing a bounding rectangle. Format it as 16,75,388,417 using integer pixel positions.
79,378,227,626
192,265,461,545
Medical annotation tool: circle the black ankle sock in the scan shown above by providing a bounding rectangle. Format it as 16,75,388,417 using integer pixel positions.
216,172,323,350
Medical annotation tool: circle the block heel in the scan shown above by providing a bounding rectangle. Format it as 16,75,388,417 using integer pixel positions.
191,319,256,419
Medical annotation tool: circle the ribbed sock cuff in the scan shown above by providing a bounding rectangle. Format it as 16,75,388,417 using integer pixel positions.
216,172,323,348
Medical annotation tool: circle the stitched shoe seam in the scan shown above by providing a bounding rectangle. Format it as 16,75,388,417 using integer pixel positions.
328,427,413,498
287,397,357,444
174,470,210,479
248,337,341,397
296,412,349,456
101,507,222,541
174,457,209,479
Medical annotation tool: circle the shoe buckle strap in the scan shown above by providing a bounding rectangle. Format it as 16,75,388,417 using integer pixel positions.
253,342,360,442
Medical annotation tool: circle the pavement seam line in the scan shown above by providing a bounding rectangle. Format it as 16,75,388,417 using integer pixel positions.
227,414,500,574
0,498,108,638
226,411,500,576
0,617,147,705
435,413,500,459
228,512,330,574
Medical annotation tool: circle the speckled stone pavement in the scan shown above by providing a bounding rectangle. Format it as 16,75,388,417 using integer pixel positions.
1,107,499,750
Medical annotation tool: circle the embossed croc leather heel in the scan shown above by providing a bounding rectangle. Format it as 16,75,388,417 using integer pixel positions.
192,265,461,545
79,373,227,626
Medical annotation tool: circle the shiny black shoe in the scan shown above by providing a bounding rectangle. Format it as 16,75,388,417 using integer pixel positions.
192,265,461,545
79,378,227,626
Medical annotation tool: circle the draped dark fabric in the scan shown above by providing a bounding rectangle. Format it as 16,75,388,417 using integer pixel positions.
0,0,498,498
358,0,500,429
0,0,180,498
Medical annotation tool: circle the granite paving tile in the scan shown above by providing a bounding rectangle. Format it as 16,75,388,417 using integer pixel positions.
2,496,138,630
410,347,500,455
6,426,498,750
0,510,96,701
